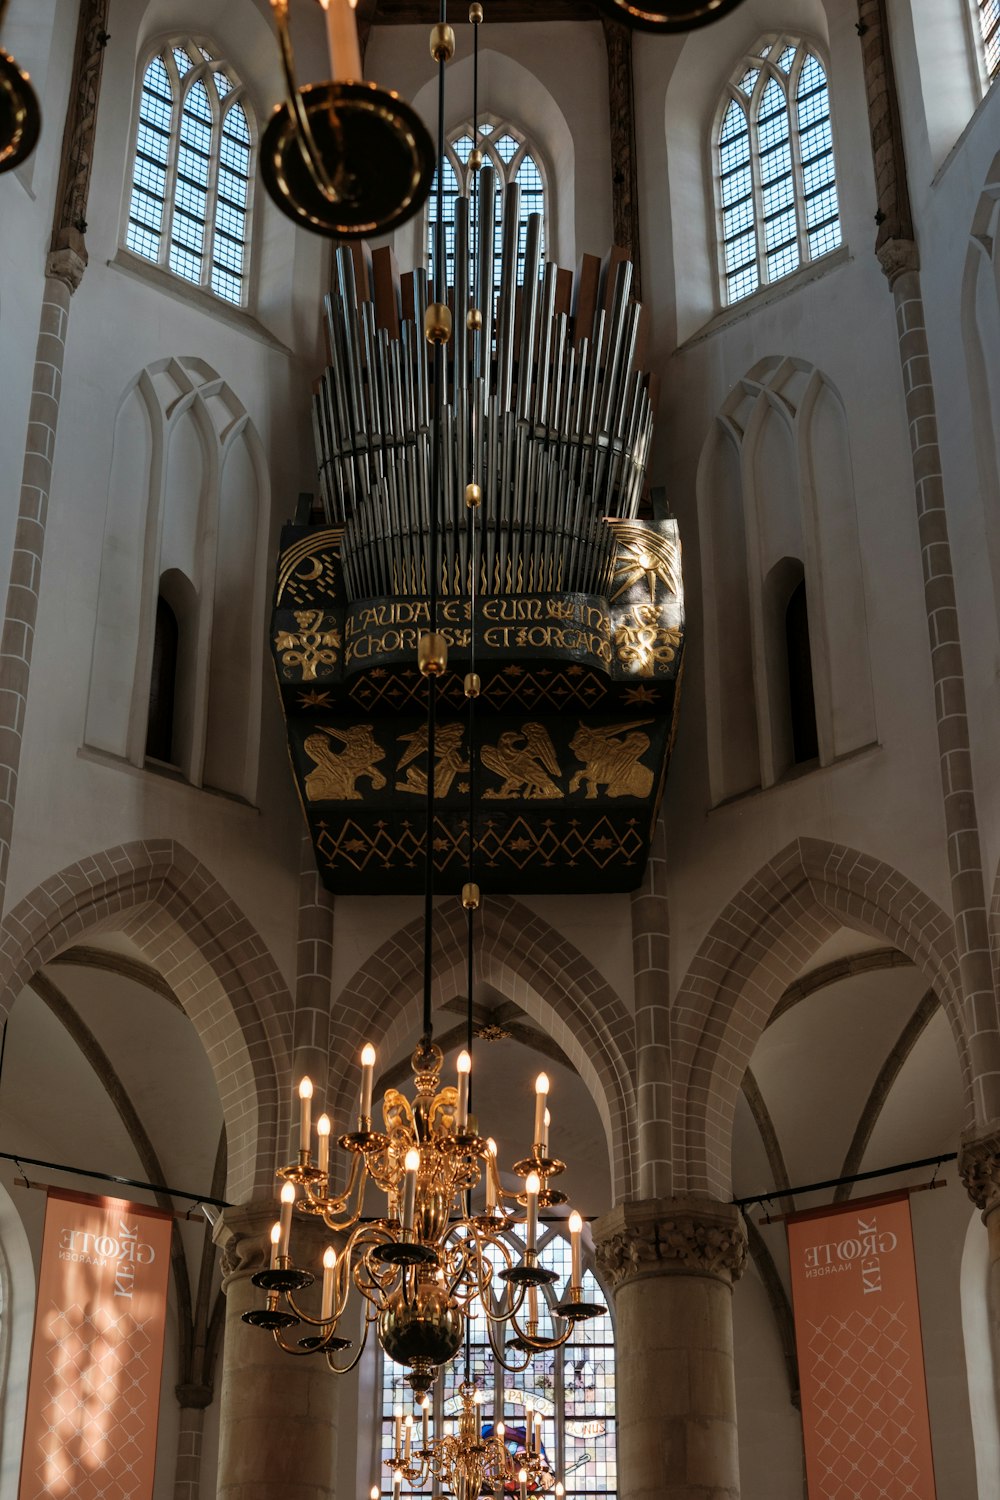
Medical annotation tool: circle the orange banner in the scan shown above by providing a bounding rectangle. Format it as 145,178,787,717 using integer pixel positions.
787,1192,936,1499
18,1189,173,1500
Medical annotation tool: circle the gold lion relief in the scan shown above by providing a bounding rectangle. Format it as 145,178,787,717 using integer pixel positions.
568,720,654,799
481,723,563,799
303,724,386,802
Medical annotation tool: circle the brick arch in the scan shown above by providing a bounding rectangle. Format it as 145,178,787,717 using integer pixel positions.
672,837,968,1199
0,841,293,1202
329,896,637,1203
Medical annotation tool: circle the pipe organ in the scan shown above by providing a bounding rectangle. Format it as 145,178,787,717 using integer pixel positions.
271,172,684,894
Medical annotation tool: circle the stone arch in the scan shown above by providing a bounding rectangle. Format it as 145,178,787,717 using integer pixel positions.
328,896,637,1203
0,841,293,1202
672,837,968,1198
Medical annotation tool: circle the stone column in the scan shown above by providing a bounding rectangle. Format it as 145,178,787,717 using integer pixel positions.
632,818,671,1198
173,1390,211,1500
214,1206,340,1500
960,1125,1000,1402
594,1198,748,1500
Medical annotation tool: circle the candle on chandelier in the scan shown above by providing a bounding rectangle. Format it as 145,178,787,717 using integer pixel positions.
321,1245,336,1321
370,1488,379,1500
394,1414,402,1454
528,1283,538,1331
525,1408,533,1449
392,1472,402,1500
421,1394,429,1449
279,1181,296,1258
298,1076,313,1153
555,1485,565,1497
518,1468,528,1500
360,1042,376,1124
456,1049,471,1131
316,1113,331,1176
524,1171,540,1252
533,1406,541,1453
541,1107,551,1156
485,1137,498,1210
533,1073,549,1151
402,1148,420,1231
320,0,363,83
269,1222,281,1269
404,1414,413,1461
568,1209,583,1289
496,1419,506,1440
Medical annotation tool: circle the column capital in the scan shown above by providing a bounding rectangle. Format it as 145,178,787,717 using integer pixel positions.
593,1196,748,1290
877,237,919,286
959,1122,1000,1215
214,1203,276,1285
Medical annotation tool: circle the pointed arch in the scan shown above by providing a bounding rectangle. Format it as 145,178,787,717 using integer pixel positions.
0,842,294,1201
85,357,269,802
671,838,969,1198
329,897,637,1203
123,37,256,305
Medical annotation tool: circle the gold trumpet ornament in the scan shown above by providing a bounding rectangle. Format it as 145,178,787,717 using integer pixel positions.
0,0,41,173
261,0,435,239
596,0,746,29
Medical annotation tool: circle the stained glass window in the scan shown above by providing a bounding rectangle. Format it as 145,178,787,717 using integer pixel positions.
427,119,547,310
375,1226,616,1497
717,37,841,306
977,0,1000,78
125,41,254,307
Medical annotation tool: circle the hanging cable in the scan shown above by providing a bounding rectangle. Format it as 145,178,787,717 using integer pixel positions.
421,0,453,1049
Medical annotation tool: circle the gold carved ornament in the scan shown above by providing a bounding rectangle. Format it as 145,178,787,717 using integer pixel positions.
276,609,341,681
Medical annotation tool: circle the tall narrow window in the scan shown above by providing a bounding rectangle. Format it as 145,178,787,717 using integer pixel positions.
786,579,819,765
717,37,841,305
145,595,179,765
377,1225,616,1496
977,0,1000,79
427,120,547,297
125,41,254,306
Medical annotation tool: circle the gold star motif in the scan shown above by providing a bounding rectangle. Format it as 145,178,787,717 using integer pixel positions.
622,684,659,706
299,688,333,708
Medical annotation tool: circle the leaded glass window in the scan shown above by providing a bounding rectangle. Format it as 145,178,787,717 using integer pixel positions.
977,0,1000,79
716,37,841,306
125,41,254,307
376,1225,616,1496
427,120,547,302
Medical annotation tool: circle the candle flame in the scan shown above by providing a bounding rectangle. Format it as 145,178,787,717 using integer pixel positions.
535,1072,549,1095
405,1147,420,1172
569,1209,583,1234
457,1049,472,1073
361,1042,376,1066
281,1181,296,1204
299,1076,313,1099
317,1113,331,1136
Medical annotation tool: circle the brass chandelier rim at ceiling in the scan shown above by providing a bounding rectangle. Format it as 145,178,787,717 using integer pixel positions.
596,0,747,31
0,46,41,174
260,79,436,240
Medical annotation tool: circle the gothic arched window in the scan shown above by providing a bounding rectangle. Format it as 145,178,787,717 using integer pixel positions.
377,1225,616,1496
125,41,254,306
716,38,841,305
145,594,179,765
428,120,547,296
975,0,1000,79
785,577,819,765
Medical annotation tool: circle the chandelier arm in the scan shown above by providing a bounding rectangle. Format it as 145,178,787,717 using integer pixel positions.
267,0,344,201
323,1318,373,1375
483,1313,533,1374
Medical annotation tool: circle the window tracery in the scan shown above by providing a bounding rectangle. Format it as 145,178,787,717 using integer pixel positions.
125,41,254,306
428,120,547,295
377,1225,616,1496
976,0,1000,79
717,38,841,306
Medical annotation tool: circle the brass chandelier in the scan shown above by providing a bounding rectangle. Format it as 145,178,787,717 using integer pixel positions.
245,0,604,1415
595,0,746,30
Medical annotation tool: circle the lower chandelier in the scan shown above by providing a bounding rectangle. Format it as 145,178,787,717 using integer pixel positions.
243,1041,605,1395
